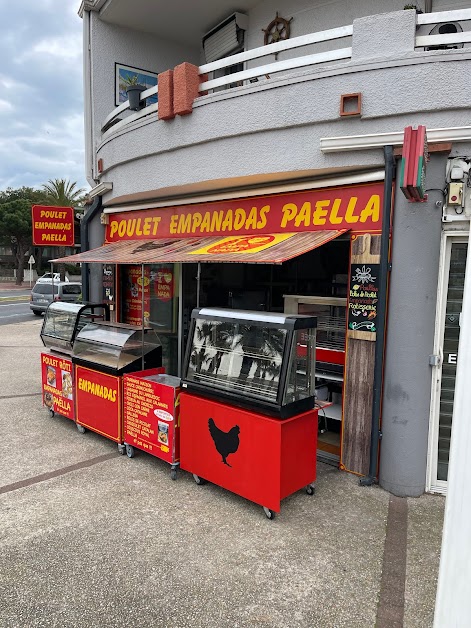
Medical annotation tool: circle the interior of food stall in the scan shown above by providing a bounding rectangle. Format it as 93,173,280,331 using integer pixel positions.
112,235,350,462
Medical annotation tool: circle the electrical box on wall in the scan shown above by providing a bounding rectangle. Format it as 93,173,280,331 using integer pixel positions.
448,182,463,206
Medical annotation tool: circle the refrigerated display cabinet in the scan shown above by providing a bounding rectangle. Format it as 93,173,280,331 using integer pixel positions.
181,308,317,419
40,302,110,355
72,322,162,375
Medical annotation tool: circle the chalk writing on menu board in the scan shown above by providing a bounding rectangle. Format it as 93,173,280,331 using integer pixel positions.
102,264,115,303
348,263,380,333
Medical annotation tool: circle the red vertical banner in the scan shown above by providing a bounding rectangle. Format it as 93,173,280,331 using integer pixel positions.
41,352,75,420
122,265,150,326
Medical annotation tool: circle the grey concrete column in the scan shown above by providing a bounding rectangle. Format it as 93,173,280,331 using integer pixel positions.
379,155,444,496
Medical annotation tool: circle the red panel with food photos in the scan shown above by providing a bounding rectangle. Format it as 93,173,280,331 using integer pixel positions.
41,352,75,420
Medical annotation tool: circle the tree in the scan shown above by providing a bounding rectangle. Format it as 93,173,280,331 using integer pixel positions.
42,179,86,207
0,199,34,285
0,187,48,285
42,179,86,281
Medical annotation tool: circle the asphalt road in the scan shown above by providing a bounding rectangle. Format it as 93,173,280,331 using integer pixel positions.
0,291,35,325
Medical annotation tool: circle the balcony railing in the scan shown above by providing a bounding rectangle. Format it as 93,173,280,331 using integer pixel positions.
100,8,471,140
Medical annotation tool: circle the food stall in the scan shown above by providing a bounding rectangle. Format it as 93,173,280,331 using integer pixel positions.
40,302,109,421
72,322,162,450
123,371,181,478
180,307,318,519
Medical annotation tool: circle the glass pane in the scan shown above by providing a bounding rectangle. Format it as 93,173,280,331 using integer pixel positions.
283,329,316,404
299,303,346,351
186,318,287,401
437,242,467,481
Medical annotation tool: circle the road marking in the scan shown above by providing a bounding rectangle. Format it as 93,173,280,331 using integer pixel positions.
0,303,30,307
376,494,408,627
0,453,116,495
0,313,32,319
0,297,30,302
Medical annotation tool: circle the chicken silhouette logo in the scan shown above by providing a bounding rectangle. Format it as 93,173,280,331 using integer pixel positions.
208,418,240,467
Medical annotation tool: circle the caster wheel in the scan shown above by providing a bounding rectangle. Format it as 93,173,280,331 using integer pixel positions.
48,409,55,418
125,444,135,458
263,507,275,520
117,444,126,455
306,484,315,496
76,423,86,434
193,474,207,485
170,468,177,481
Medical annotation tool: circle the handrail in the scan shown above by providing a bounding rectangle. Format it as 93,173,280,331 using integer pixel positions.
416,31,471,48
416,8,471,25
199,24,353,74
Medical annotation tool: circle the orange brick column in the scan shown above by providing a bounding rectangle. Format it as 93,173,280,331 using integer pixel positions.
173,62,207,116
157,69,174,120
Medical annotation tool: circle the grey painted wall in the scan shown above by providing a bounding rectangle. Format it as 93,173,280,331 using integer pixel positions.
380,154,444,497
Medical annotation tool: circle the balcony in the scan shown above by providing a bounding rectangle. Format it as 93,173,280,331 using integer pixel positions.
92,7,471,201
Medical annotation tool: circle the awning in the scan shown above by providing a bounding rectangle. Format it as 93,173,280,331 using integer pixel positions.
52,230,347,265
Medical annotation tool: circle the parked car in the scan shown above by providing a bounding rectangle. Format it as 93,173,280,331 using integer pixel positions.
30,282,82,316
36,272,69,283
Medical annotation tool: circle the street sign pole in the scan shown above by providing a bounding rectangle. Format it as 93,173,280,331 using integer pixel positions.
28,255,35,288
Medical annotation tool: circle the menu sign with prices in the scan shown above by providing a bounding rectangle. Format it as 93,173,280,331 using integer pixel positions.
347,263,380,334
41,352,75,420
123,371,179,464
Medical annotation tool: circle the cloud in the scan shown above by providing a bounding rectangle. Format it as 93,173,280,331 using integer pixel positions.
0,1,87,192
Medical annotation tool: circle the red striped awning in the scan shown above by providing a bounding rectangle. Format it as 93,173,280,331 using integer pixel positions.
52,230,347,265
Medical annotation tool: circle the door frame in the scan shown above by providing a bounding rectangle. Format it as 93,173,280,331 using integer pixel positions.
426,231,469,494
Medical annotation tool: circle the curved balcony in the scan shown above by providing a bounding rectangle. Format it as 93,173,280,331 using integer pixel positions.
94,8,471,203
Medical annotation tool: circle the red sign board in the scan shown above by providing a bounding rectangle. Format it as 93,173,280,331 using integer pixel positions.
75,365,121,441
105,182,384,242
41,352,75,420
123,370,179,463
32,205,75,246
399,125,429,202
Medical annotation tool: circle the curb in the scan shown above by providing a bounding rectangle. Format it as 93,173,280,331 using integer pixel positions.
0,296,30,302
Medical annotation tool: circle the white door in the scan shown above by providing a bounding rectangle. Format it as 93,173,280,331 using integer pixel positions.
427,235,468,494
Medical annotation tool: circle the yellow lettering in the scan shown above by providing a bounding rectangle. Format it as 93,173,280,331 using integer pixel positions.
257,206,270,229
152,217,161,235
109,220,118,238
178,214,191,233
245,207,258,230
191,212,202,232
135,219,143,236
126,219,136,237
345,197,359,223
234,209,246,231
281,203,297,228
118,221,126,238
313,200,330,225
170,215,178,234
143,217,152,236
295,202,311,227
360,194,380,223
222,210,233,231
329,199,344,225
210,210,223,232
200,212,211,232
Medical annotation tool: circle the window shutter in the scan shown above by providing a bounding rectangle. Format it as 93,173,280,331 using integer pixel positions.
203,13,249,63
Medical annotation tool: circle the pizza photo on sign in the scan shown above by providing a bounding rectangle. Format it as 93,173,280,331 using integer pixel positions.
207,235,275,254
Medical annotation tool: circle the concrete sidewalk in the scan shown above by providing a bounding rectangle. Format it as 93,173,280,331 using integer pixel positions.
0,320,444,627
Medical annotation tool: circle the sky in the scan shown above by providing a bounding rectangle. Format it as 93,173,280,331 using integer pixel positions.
0,0,87,193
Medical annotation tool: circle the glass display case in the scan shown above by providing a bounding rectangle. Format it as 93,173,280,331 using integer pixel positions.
72,322,162,375
40,302,110,354
182,308,317,418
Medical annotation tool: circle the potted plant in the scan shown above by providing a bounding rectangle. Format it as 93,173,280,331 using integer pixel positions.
122,74,146,111
403,4,423,13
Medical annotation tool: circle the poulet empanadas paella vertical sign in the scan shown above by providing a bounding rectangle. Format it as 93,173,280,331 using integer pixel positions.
32,205,75,246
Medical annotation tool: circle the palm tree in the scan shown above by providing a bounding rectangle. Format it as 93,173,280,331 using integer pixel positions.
42,179,86,281
42,179,86,206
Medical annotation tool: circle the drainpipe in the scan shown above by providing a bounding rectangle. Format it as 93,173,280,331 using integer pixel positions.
81,195,102,302
360,145,395,486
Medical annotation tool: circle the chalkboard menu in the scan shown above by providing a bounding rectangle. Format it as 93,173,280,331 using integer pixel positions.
348,263,380,334
102,264,115,304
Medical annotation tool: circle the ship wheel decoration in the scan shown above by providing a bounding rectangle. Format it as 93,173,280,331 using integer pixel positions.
263,12,293,58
